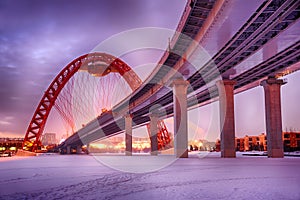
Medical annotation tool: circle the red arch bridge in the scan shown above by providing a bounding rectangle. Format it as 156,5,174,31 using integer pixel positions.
23,0,300,158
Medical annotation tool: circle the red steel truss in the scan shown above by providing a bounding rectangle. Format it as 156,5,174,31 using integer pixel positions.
147,120,172,150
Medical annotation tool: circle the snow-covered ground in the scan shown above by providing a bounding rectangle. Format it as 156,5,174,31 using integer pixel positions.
0,152,299,200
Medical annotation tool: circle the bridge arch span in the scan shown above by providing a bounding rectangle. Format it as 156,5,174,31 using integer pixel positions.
23,52,142,151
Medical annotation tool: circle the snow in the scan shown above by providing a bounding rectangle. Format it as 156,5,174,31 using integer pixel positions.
0,152,299,200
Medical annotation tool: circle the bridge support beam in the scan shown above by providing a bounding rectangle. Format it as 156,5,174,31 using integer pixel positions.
66,146,71,154
125,114,132,156
172,79,188,158
216,80,236,158
149,112,159,156
261,78,286,158
263,37,277,61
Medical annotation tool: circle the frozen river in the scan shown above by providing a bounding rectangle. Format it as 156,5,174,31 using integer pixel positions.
0,152,299,200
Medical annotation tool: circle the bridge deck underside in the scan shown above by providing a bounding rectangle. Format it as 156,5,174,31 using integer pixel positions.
61,0,300,148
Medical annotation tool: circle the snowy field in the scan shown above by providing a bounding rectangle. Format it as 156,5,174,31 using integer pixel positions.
0,152,299,200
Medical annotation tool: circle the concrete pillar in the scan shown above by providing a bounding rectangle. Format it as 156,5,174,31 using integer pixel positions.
216,80,236,158
172,79,189,158
149,112,159,156
261,78,286,158
86,143,90,154
76,145,82,154
66,146,71,154
125,114,132,156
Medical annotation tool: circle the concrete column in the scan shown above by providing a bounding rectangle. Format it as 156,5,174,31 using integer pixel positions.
149,112,159,156
86,143,90,154
216,80,236,158
125,114,132,156
261,78,286,158
66,146,71,154
76,145,82,154
172,79,189,158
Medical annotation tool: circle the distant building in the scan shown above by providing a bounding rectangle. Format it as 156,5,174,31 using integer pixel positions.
215,132,300,152
283,132,300,152
235,137,245,151
242,134,267,151
0,138,23,152
188,140,215,151
41,133,57,146
258,133,268,151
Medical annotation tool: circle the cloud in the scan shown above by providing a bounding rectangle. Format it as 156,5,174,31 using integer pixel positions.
0,121,11,125
4,116,14,120
0,116,14,126
0,67,20,111
0,131,22,138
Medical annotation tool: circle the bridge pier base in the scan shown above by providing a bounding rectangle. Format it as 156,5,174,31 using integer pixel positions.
66,146,71,154
216,80,236,158
125,114,132,156
86,143,90,154
76,145,82,154
261,78,286,158
149,112,158,156
172,79,188,158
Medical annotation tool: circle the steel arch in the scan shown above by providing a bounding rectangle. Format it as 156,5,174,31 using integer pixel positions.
23,52,142,151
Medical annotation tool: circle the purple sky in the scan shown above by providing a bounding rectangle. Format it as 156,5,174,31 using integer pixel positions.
0,0,186,138
0,0,299,142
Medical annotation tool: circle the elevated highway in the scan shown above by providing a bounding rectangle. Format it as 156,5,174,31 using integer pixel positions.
31,0,300,158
